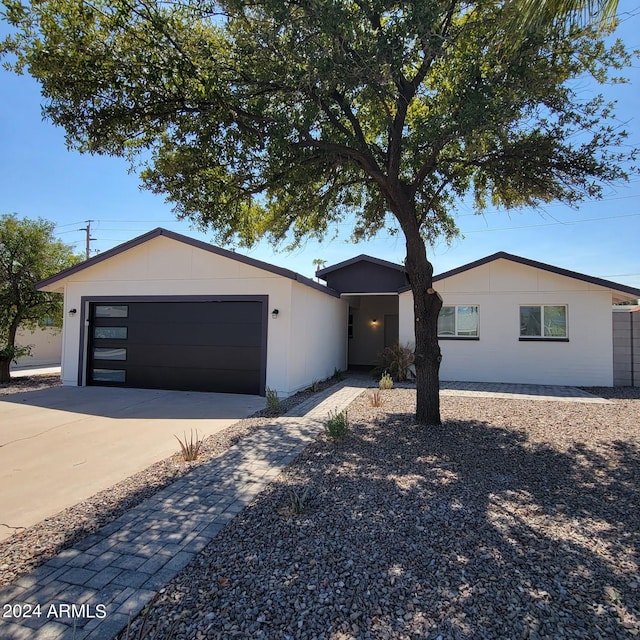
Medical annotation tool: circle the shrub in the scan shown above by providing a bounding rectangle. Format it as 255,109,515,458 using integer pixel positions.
310,379,320,392
375,342,414,382
324,409,349,441
288,485,311,515
369,389,383,407
265,387,280,415
379,371,394,390
175,430,202,462
332,367,345,381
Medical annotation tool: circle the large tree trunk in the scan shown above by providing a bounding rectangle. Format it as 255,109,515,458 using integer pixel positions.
404,232,443,426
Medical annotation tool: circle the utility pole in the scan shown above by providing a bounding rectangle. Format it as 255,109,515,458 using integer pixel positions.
78,220,96,260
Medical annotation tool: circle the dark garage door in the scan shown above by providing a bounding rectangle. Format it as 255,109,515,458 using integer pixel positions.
87,300,265,394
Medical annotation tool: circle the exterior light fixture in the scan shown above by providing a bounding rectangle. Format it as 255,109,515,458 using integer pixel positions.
371,318,378,325
272,309,280,319
68,308,77,316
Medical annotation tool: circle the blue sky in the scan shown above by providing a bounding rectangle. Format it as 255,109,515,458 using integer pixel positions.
1,4,639,289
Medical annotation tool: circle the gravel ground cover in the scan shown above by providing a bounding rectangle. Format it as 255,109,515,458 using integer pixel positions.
0,373,341,587
120,387,639,640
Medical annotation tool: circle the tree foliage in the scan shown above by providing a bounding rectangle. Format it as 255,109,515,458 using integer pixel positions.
0,214,79,382
1,0,636,420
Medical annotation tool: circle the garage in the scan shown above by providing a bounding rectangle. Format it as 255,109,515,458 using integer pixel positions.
86,297,267,394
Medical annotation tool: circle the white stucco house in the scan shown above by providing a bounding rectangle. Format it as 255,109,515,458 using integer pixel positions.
36,228,640,395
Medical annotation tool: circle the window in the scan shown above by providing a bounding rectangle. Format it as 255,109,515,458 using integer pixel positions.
94,327,127,340
348,314,354,339
92,369,126,383
94,348,127,361
95,305,128,318
520,305,567,339
438,305,479,338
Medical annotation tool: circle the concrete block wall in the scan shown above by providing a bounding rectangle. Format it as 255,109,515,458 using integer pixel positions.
613,310,640,387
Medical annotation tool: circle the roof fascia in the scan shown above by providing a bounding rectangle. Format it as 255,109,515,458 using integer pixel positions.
36,227,340,298
429,251,640,299
316,254,406,278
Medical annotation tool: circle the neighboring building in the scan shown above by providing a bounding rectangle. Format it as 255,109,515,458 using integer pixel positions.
12,326,62,369
613,305,640,387
37,229,640,394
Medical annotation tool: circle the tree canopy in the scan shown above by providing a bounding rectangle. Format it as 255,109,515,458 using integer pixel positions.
1,0,636,421
0,214,79,382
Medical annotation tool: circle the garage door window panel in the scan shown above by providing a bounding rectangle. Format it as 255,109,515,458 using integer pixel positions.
92,369,126,383
94,327,128,340
94,347,127,361
95,305,129,318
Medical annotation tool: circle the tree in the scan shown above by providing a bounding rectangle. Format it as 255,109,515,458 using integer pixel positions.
1,1,636,423
0,214,79,383
514,0,618,31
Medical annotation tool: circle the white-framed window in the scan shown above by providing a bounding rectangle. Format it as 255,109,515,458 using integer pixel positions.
438,305,479,338
520,305,567,339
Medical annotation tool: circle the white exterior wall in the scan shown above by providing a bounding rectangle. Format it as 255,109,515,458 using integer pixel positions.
56,235,323,394
13,327,62,368
288,282,348,393
399,259,616,386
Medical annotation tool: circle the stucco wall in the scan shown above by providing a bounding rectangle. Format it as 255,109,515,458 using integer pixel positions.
12,327,62,368
400,259,616,386
287,282,348,394
56,235,336,394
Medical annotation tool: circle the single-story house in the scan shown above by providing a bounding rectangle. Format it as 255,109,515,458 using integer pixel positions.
36,228,640,395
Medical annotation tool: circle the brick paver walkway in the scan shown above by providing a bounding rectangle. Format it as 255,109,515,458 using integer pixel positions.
0,378,609,639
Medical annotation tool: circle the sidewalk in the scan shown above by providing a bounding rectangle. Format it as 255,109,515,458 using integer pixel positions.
0,382,365,640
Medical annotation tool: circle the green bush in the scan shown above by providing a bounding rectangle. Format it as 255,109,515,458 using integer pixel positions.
379,371,394,390
324,409,349,441
265,387,280,415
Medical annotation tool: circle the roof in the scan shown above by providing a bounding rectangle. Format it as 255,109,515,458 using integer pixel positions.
396,251,640,301
36,228,340,297
315,254,406,278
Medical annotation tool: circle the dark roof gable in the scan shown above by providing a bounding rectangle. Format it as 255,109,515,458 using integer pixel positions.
316,254,409,294
36,228,339,297
316,254,406,277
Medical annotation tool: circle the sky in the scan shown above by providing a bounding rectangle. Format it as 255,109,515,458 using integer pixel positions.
1,4,639,290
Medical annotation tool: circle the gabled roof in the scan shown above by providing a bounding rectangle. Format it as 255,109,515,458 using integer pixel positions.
316,254,406,278
406,251,640,301
36,228,339,297
315,254,409,294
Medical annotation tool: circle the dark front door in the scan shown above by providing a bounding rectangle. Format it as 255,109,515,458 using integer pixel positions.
87,300,265,394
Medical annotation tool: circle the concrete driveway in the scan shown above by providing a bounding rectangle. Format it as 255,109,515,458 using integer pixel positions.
0,386,265,541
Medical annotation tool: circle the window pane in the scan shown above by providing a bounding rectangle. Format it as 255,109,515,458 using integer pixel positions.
544,306,567,337
438,307,455,336
457,306,479,336
95,305,128,318
94,348,127,361
520,306,541,336
94,327,127,339
92,369,126,382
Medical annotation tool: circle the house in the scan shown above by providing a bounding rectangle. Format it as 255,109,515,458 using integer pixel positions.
37,228,640,394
